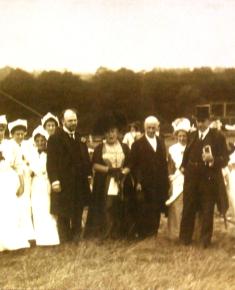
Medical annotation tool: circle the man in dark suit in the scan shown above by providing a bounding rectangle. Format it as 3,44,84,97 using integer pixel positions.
130,116,169,238
180,106,229,248
47,108,91,243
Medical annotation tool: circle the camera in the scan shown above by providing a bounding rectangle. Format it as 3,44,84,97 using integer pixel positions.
203,145,212,155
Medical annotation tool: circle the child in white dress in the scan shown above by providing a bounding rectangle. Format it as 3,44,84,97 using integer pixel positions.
166,118,191,240
228,149,235,218
29,126,60,246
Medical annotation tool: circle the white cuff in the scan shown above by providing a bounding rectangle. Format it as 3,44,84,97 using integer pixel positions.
52,180,60,186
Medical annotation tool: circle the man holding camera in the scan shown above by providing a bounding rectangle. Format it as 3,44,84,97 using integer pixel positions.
180,106,229,248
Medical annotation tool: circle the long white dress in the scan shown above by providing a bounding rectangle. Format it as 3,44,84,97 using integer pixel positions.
8,139,35,241
122,131,141,149
167,143,185,239
228,152,235,218
0,139,30,251
29,148,59,246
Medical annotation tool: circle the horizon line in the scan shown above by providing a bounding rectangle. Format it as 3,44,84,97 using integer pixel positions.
1,65,235,76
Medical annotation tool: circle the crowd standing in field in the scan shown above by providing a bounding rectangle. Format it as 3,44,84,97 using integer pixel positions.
0,107,235,252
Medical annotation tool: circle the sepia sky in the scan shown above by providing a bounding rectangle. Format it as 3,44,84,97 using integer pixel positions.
0,0,235,73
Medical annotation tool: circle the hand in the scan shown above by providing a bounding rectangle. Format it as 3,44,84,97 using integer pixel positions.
121,167,130,175
136,183,142,192
202,153,214,163
169,174,174,182
52,181,62,193
16,184,24,197
0,151,5,161
229,163,235,170
88,176,93,190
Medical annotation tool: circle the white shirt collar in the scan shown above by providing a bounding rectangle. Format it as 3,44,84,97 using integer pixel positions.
198,127,210,140
145,134,157,151
63,126,75,136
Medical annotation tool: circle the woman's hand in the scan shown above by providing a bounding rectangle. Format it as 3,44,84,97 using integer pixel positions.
121,167,130,175
16,184,24,197
136,182,142,192
52,181,62,193
16,175,24,196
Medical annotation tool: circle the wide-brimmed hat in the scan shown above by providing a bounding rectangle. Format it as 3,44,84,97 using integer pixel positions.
93,111,127,135
172,118,191,133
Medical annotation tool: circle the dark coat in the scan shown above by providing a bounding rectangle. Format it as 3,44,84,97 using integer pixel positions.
181,128,229,214
46,127,91,217
129,135,169,212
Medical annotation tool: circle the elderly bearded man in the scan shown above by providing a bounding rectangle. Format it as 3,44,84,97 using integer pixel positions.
130,116,169,238
180,106,229,248
47,109,91,243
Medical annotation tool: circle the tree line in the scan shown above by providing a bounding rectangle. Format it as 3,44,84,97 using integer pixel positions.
0,66,235,134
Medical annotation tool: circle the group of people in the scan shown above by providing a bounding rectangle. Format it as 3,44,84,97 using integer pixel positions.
0,106,235,253
0,113,60,252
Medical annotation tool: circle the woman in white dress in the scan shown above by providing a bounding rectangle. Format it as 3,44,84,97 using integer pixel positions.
0,115,30,252
228,148,235,218
29,126,59,246
166,118,191,240
122,122,142,149
41,112,59,136
8,119,35,242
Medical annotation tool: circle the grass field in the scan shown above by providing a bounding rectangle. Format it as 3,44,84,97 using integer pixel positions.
0,133,234,290
1,216,235,290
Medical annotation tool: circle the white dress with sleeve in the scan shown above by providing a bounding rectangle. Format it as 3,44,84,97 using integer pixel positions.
11,139,35,241
167,143,185,240
29,148,60,245
0,139,30,251
228,152,235,218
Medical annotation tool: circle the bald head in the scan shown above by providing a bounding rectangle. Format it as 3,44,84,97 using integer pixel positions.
62,109,78,132
144,116,160,138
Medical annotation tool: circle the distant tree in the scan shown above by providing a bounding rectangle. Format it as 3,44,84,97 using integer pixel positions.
1,66,235,133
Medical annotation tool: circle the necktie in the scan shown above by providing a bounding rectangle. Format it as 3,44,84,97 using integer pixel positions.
69,133,75,140
199,132,203,140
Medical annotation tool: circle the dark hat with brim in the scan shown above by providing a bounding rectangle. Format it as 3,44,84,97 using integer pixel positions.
195,105,210,121
93,111,127,135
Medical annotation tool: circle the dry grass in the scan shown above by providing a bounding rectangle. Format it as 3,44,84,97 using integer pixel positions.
1,217,235,290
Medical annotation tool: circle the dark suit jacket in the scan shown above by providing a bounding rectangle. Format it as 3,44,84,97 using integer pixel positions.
182,128,229,171
181,128,229,214
130,135,169,211
47,127,91,217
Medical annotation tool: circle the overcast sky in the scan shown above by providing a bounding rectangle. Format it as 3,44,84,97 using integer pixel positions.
0,0,235,73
